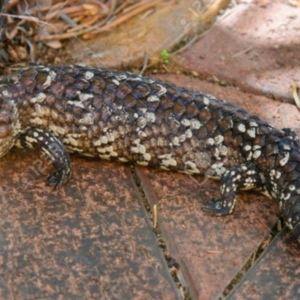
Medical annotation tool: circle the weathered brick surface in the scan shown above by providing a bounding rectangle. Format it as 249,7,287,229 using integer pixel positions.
175,2,300,103
0,151,180,299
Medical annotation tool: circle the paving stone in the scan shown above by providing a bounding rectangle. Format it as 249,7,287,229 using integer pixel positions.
0,150,180,299
175,1,300,103
226,227,300,300
137,167,278,299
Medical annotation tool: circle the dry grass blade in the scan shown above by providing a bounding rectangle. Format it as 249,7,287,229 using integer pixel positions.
34,0,164,41
292,84,300,109
90,0,163,34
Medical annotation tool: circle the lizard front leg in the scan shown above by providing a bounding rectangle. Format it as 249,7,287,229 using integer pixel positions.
203,163,265,215
16,128,71,188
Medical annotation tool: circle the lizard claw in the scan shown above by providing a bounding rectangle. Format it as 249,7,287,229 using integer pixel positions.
202,198,231,216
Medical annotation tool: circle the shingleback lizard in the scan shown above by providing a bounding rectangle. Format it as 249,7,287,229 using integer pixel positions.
0,65,299,241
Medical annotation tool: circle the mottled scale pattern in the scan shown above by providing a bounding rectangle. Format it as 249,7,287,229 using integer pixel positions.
0,65,300,242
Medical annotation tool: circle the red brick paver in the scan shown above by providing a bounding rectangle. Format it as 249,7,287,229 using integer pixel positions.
176,1,300,103
0,151,180,299
227,228,300,300
137,167,278,300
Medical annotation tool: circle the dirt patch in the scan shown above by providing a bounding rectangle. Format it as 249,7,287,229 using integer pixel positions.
0,0,230,70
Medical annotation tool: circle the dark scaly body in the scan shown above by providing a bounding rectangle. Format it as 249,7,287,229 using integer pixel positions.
0,65,300,241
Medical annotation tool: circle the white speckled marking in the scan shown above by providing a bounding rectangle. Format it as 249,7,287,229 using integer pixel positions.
214,148,220,157
119,157,129,163
158,153,177,167
30,117,43,125
219,145,228,156
179,134,186,142
184,161,200,174
253,150,261,159
203,96,210,105
68,136,78,147
160,166,170,171
112,79,120,86
100,136,108,144
172,137,180,146
30,93,47,104
49,70,56,80
289,185,296,191
181,119,190,127
214,135,224,145
1,89,9,97
190,119,201,129
138,144,146,154
79,93,94,102
237,123,246,132
84,71,94,80
145,112,156,123
49,125,66,135
156,84,167,96
41,67,50,72
137,130,147,138
279,152,290,166
106,132,115,142
144,153,151,161
67,100,85,108
247,128,256,138
244,145,251,151
26,136,37,146
206,138,214,146
246,151,253,160
282,193,291,201
93,139,101,146
99,154,111,160
137,117,146,128
79,113,93,125
185,129,192,138
208,162,226,178
147,95,160,102
137,161,149,166
42,75,52,89
128,76,142,82
97,145,118,157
